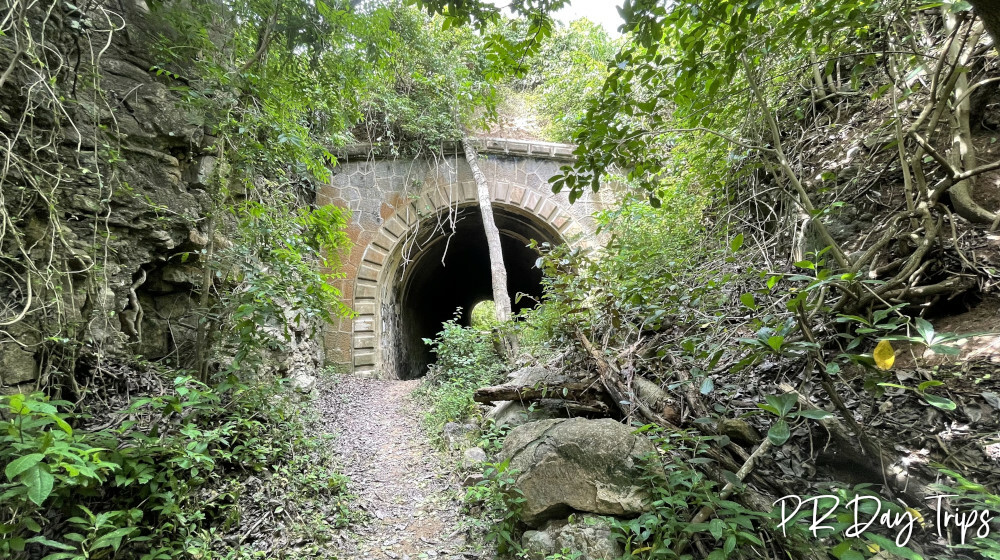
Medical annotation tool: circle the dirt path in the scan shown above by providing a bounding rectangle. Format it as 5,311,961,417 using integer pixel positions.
318,375,482,560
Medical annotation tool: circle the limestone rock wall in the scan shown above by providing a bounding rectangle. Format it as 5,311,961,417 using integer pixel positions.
0,2,208,390
0,2,320,392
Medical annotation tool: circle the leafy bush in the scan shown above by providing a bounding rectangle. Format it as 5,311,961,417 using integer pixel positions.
0,375,353,559
612,426,768,559
418,310,508,436
463,459,526,555
515,18,619,143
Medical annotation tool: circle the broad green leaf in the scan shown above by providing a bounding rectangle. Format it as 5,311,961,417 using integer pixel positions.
922,393,956,411
766,393,797,416
928,344,961,355
946,0,972,12
92,527,137,551
914,317,935,344
756,403,780,415
9,393,26,414
730,233,744,252
917,380,943,392
5,453,44,480
709,518,724,539
878,382,908,390
740,293,756,310
830,539,852,558
26,536,76,551
50,414,72,436
766,335,784,352
768,419,790,446
700,377,715,395
21,465,55,506
865,533,923,559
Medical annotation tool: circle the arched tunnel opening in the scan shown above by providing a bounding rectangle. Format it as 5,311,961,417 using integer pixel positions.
391,204,563,379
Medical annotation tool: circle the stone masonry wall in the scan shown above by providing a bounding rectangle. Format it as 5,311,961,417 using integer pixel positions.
318,139,615,376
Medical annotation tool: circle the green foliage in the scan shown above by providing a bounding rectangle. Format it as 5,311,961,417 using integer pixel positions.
358,1,597,149
0,377,353,559
150,0,396,183
359,4,488,148
470,300,499,331
418,311,507,435
463,459,525,555
508,294,572,356
474,420,512,458
513,19,619,142
554,0,881,202
754,393,831,446
411,0,570,78
221,200,353,371
524,191,734,362
613,426,767,559
929,467,1000,558
770,484,927,560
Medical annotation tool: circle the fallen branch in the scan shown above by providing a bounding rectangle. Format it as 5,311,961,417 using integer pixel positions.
473,382,598,404
535,398,610,416
576,330,681,425
673,436,774,556
578,330,825,560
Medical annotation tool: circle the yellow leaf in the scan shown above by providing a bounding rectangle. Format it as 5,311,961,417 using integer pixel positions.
874,339,895,370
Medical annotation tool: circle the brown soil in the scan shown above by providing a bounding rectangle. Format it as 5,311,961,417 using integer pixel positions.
319,376,483,560
896,296,1000,368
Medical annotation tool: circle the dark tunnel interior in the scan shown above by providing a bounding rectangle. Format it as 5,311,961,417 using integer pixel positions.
396,204,562,379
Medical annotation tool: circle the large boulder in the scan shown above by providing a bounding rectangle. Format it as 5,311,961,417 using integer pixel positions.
500,417,659,527
522,515,623,560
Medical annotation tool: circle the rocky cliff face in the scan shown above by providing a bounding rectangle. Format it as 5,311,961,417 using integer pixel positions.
0,1,319,392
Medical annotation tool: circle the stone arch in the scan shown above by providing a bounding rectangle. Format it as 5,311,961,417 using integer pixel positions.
349,178,590,378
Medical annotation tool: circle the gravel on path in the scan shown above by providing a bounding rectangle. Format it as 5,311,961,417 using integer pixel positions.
318,375,485,560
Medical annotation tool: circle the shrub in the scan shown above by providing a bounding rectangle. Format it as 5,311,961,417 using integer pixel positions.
463,459,525,555
419,310,508,436
0,375,353,559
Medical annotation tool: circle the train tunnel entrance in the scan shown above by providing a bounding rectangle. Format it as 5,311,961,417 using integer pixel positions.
388,203,562,379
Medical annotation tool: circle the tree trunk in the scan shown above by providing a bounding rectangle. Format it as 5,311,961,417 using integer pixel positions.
945,12,997,224
196,212,216,384
462,135,513,322
969,0,1000,53
473,381,598,403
